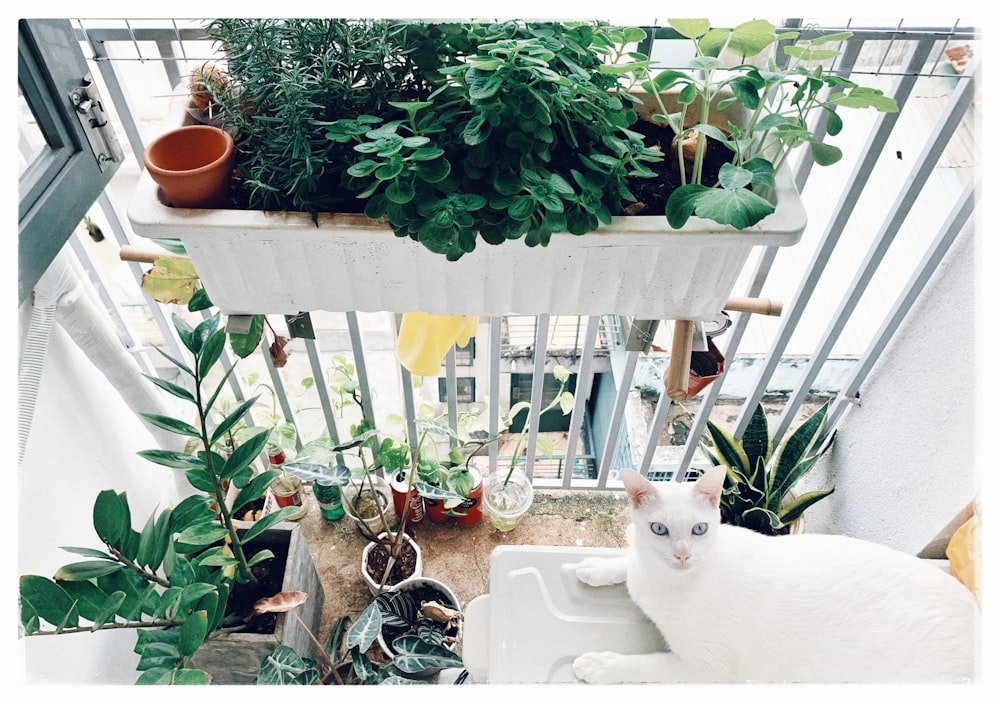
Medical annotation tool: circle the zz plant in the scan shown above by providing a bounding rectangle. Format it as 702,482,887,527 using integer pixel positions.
699,400,835,535
18,312,302,683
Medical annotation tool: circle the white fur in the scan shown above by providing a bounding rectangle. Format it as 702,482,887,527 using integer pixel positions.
573,467,979,684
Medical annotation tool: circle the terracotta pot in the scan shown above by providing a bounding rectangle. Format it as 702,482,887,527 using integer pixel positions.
683,337,726,399
142,125,234,208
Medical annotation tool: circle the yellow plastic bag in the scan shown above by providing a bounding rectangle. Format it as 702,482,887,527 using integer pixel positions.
396,312,478,377
946,513,979,603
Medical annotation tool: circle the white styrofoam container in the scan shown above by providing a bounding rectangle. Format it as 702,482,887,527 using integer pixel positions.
462,545,664,684
128,95,806,318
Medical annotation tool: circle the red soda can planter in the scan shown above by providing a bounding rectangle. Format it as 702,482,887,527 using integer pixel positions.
424,468,484,526
390,471,425,526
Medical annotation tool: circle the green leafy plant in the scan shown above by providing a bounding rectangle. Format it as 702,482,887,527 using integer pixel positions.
18,312,303,683
327,20,660,260
637,19,898,230
699,400,836,535
343,582,464,684
203,18,429,214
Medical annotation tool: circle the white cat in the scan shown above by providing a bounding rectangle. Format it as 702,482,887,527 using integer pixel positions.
572,466,979,684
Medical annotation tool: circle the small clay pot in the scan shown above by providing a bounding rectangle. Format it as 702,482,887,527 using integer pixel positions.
143,125,234,208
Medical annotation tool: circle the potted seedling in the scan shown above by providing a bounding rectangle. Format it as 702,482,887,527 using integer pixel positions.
482,365,575,532
628,19,899,231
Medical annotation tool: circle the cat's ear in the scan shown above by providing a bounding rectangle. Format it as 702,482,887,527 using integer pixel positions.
694,465,726,509
621,469,658,508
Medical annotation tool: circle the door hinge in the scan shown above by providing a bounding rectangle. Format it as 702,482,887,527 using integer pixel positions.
69,72,122,172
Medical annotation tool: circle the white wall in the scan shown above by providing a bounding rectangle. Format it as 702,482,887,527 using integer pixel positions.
16,262,184,684
802,219,978,555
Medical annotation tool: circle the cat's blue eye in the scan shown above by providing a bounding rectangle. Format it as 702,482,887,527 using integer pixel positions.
650,522,668,536
692,522,708,536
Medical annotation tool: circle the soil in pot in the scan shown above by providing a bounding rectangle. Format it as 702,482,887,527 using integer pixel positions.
624,118,734,216
364,535,419,588
214,532,289,635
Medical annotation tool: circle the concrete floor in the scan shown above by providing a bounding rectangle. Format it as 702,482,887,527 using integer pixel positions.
293,484,632,673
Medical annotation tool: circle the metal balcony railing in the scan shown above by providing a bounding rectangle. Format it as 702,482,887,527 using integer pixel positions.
55,18,979,489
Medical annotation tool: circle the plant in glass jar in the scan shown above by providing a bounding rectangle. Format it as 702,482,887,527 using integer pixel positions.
481,365,575,531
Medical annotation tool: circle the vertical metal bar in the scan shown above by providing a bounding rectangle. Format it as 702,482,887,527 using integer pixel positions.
304,338,344,461
155,39,184,92
673,245,782,476
444,347,459,448
260,326,299,450
638,382,671,478
346,311,377,436
733,38,936,438
392,314,420,455
825,176,976,436
523,314,550,480
774,57,977,442
488,317,502,472
66,231,157,378
596,350,639,487
562,315,600,487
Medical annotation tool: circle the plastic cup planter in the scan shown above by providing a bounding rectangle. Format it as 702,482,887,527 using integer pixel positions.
142,125,234,209
343,475,394,534
482,470,534,532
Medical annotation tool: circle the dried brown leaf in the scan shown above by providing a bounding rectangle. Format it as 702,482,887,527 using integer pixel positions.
253,590,309,615
270,335,290,368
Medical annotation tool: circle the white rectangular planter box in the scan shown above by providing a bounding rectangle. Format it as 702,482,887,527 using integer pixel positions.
128,95,806,320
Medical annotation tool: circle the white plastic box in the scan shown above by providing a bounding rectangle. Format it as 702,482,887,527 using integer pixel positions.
462,545,664,684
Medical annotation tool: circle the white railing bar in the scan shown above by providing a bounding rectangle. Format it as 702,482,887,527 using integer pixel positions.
523,314,551,480
596,350,639,487
673,246,783,478
488,317,502,471
346,312,379,445
260,325,300,451
732,37,936,438
445,346,459,447
562,315,600,487
825,176,977,438
66,231,158,379
638,377,672,478
774,55,978,442
304,337,345,460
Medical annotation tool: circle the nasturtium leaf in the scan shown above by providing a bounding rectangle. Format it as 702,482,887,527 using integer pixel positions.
140,256,201,305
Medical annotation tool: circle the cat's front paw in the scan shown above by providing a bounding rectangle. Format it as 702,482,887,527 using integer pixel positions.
575,556,627,587
573,651,628,684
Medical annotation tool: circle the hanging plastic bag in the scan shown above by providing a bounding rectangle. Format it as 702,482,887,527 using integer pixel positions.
396,312,478,376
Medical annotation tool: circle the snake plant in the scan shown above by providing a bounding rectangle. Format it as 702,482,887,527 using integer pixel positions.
700,401,835,535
